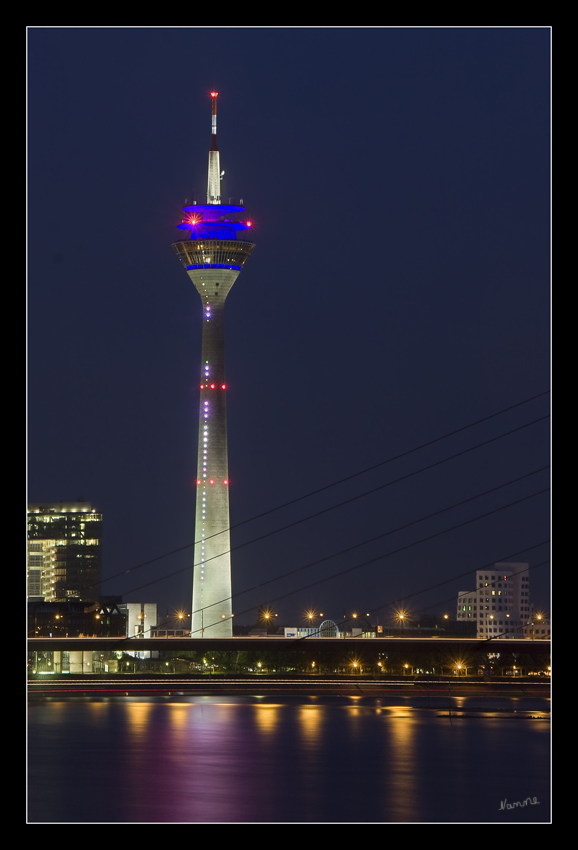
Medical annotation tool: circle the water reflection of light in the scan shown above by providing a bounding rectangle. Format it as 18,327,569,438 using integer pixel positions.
125,702,155,735
165,703,191,731
382,706,419,821
253,703,283,734
28,696,551,823
345,695,364,717
298,705,323,741
86,702,110,715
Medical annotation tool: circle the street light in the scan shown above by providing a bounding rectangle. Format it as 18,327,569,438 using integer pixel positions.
530,613,543,640
305,610,318,627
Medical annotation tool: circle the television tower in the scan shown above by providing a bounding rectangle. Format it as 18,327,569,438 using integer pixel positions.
172,92,255,637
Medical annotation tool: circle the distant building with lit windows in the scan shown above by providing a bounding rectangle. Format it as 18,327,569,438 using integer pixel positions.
27,502,102,602
284,620,342,639
456,562,533,639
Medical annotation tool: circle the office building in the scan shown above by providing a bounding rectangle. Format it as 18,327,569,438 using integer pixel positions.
456,562,533,638
27,502,102,602
118,602,158,638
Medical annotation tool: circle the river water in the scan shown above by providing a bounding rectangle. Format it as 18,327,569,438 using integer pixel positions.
27,693,550,823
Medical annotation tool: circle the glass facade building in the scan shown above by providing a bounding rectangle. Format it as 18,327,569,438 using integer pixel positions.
27,502,102,602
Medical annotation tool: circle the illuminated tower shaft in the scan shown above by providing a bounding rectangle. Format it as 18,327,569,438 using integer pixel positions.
191,268,236,636
172,93,255,637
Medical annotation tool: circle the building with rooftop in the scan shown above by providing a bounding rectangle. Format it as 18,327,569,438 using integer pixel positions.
27,502,102,602
456,562,533,639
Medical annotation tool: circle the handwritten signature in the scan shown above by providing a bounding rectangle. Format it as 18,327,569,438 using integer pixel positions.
499,797,540,811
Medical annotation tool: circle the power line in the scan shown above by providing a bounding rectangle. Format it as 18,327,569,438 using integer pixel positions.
65,551,550,645
213,488,549,632
100,390,550,586
108,412,549,594
115,457,548,608
114,452,548,606
185,486,549,633
117,468,547,601
296,551,550,639
197,465,549,609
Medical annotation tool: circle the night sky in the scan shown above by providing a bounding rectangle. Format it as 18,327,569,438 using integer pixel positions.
27,28,550,627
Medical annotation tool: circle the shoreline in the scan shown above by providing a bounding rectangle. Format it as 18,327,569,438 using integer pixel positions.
27,675,551,701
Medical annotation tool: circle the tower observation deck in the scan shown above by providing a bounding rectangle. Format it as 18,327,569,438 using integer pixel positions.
172,93,255,637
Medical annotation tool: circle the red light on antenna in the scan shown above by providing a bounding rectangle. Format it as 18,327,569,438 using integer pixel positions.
209,479,215,485
223,479,229,485
210,91,218,97
221,384,226,389
196,480,202,485
246,220,253,227
210,383,216,389
200,384,205,389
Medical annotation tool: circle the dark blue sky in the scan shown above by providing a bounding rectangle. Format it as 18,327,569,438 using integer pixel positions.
28,27,550,626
